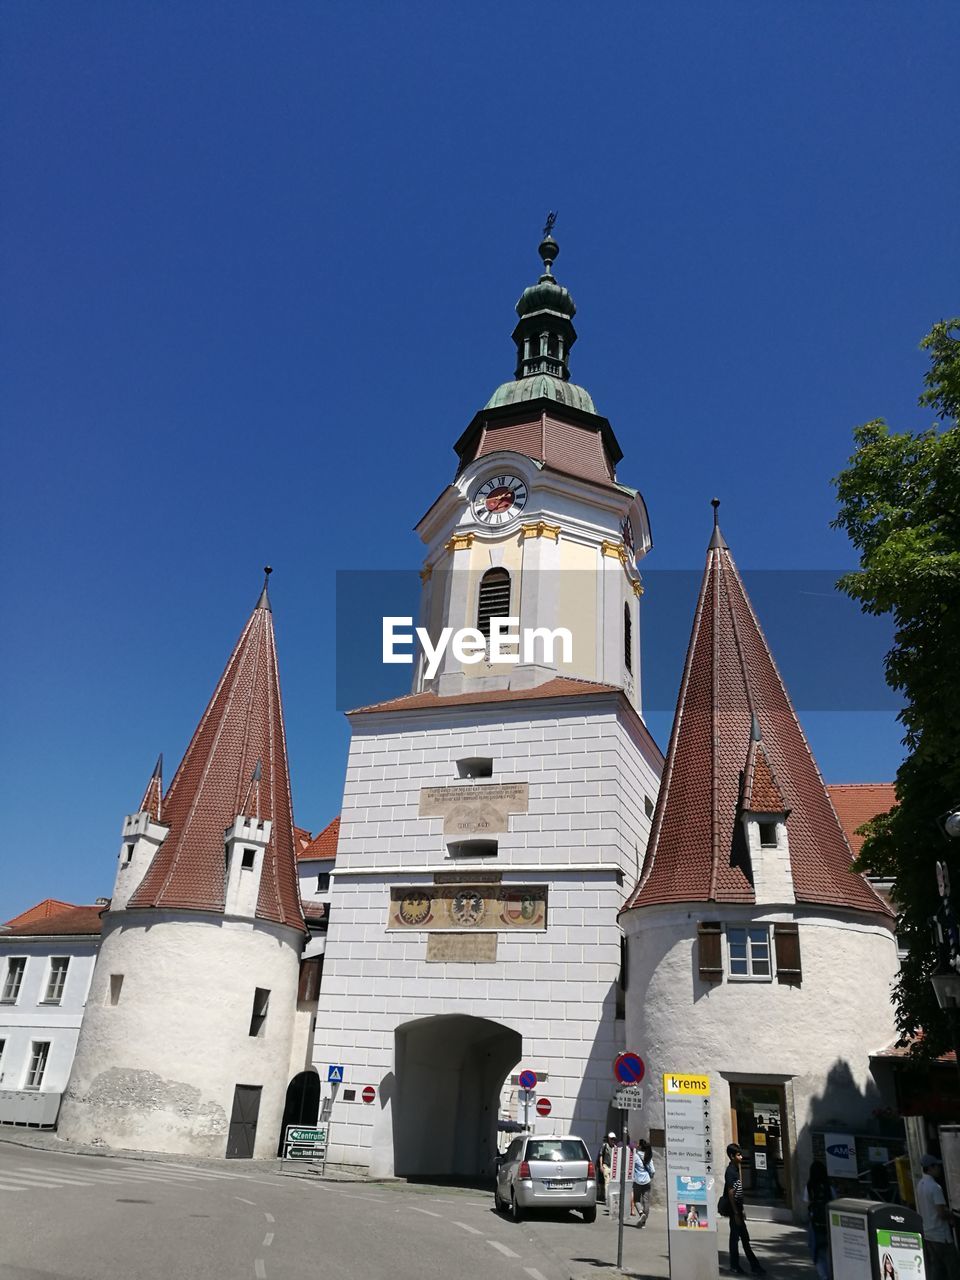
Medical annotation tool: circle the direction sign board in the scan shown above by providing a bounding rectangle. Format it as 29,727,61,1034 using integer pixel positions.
613,1085,644,1110
283,1124,329,1170
518,1069,537,1091
614,1051,645,1085
327,1065,344,1083
535,1096,552,1117
662,1071,716,1277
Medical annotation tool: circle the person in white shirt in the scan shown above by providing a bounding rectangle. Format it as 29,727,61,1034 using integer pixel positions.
917,1153,960,1280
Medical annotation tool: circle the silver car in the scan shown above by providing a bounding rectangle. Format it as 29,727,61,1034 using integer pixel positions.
495,1134,597,1223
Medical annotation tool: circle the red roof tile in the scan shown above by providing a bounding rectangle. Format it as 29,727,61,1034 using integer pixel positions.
298,816,339,862
128,588,305,932
3,905,104,937
351,676,624,715
827,783,897,857
627,526,892,917
5,898,76,928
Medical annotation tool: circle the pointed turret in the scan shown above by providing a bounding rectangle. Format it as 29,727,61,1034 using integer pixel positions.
138,755,163,823
627,505,891,915
128,573,304,931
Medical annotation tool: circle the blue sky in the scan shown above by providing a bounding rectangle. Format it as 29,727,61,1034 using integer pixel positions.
2,2,957,919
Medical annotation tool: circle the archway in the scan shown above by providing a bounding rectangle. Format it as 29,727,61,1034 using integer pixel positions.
276,1069,321,1155
393,1014,521,1178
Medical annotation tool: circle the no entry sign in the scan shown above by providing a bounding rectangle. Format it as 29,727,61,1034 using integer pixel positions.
614,1051,645,1085
518,1069,537,1091
536,1097,552,1117
361,1085,376,1104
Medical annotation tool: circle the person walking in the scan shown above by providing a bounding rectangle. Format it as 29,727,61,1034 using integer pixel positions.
632,1138,655,1227
598,1132,616,1205
724,1143,765,1275
917,1153,960,1280
804,1158,836,1279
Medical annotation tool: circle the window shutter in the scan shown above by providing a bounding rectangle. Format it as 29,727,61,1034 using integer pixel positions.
298,958,322,1003
697,921,723,983
774,923,802,985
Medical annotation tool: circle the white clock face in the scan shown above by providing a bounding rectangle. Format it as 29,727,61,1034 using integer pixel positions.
472,474,528,526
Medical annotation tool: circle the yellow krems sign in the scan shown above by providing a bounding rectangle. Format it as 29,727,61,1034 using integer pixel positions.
663,1073,711,1096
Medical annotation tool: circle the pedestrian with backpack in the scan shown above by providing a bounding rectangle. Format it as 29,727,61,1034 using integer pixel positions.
804,1159,836,1279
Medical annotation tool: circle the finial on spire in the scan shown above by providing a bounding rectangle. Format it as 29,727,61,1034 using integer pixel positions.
138,754,164,822
708,498,728,550
152,752,163,779
539,212,559,276
256,566,273,613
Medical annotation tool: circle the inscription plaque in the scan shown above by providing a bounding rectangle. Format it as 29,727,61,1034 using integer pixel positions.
426,933,498,963
419,782,529,837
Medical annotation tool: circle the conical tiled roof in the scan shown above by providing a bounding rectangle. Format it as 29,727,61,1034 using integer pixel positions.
137,755,163,822
128,581,305,932
627,518,891,916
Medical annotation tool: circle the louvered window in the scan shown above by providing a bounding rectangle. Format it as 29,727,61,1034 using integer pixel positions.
476,569,511,640
624,602,633,673
774,923,802,986
298,958,322,1003
697,922,723,983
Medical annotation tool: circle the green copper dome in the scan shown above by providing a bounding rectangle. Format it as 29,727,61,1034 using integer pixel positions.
485,372,596,414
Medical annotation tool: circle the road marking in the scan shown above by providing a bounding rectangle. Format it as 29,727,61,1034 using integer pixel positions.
255,1260,267,1279
453,1221,482,1235
262,1233,274,1247
487,1241,520,1258
336,1193,387,1201
0,1183,28,1192
264,1213,275,1223
525,1270,549,1280
410,1206,442,1218
235,1196,258,1205
0,1174,90,1188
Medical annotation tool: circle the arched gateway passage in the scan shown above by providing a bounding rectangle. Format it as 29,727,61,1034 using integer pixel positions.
393,1015,521,1178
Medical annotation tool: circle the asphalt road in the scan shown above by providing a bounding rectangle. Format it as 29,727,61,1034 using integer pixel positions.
0,1142,814,1280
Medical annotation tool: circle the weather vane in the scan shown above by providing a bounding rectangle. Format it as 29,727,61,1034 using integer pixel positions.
543,211,557,238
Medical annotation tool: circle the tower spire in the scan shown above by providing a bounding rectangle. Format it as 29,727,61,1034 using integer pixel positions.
138,754,163,823
127,582,303,931
511,217,578,383
256,565,273,613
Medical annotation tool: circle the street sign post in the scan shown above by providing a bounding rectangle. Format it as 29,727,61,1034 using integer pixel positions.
283,1124,329,1172
613,1085,644,1110
518,1069,537,1090
614,1051,645,1086
663,1073,718,1280
327,1065,344,1083
611,1052,646,1269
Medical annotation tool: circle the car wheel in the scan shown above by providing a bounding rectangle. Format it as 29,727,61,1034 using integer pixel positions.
582,1206,597,1224
511,1192,523,1224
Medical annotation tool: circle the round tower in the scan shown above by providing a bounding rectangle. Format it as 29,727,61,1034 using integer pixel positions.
59,574,306,1158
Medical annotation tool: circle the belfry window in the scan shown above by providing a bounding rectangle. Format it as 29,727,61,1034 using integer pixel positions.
476,569,511,641
624,602,633,673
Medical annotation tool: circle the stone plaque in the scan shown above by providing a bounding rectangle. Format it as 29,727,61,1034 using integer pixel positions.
388,883,547,931
434,870,502,885
426,932,498,963
419,782,529,837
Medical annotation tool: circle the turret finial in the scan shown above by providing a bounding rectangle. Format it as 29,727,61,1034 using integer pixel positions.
256,566,273,613
539,212,559,276
708,498,728,550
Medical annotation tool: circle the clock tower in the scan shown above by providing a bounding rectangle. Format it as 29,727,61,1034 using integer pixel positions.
311,230,663,1180
414,229,650,711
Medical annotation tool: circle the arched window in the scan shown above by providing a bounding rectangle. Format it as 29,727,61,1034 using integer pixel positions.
624,601,633,673
477,568,511,640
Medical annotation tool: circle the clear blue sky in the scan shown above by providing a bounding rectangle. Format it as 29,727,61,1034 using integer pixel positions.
2,3,957,920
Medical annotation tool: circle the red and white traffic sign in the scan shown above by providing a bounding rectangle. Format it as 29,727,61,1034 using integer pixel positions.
361,1085,376,1104
614,1051,645,1085
536,1097,552,1117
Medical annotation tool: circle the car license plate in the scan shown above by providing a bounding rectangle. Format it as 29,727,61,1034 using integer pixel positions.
547,1180,573,1190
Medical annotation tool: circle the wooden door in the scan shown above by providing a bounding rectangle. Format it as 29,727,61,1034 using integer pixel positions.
226,1084,262,1159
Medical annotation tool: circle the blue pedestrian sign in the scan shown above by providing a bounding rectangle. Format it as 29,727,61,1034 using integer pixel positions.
518,1069,537,1091
614,1051,645,1085
327,1065,344,1083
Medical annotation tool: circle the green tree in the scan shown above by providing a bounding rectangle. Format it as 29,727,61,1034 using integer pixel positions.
833,319,960,1057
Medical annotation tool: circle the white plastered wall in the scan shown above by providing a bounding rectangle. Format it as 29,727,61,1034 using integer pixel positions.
621,903,899,1218
311,694,662,1174
59,911,301,1158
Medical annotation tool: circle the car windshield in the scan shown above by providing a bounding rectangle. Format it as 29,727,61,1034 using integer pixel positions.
525,1140,588,1162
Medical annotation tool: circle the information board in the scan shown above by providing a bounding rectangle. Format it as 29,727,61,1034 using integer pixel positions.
663,1072,718,1279
283,1123,329,1169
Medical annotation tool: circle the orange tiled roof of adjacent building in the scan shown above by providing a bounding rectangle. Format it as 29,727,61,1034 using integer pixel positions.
826,783,897,858
298,816,339,862
5,898,77,928
3,904,104,937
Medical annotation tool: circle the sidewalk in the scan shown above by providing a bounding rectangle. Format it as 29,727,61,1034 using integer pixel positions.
0,1123,367,1180
565,1206,815,1280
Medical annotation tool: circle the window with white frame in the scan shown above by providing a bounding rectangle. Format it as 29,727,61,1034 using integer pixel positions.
25,1041,50,1090
1,957,26,1003
727,926,772,979
43,957,70,1004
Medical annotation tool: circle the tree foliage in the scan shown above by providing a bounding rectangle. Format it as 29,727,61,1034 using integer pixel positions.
833,319,960,1056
